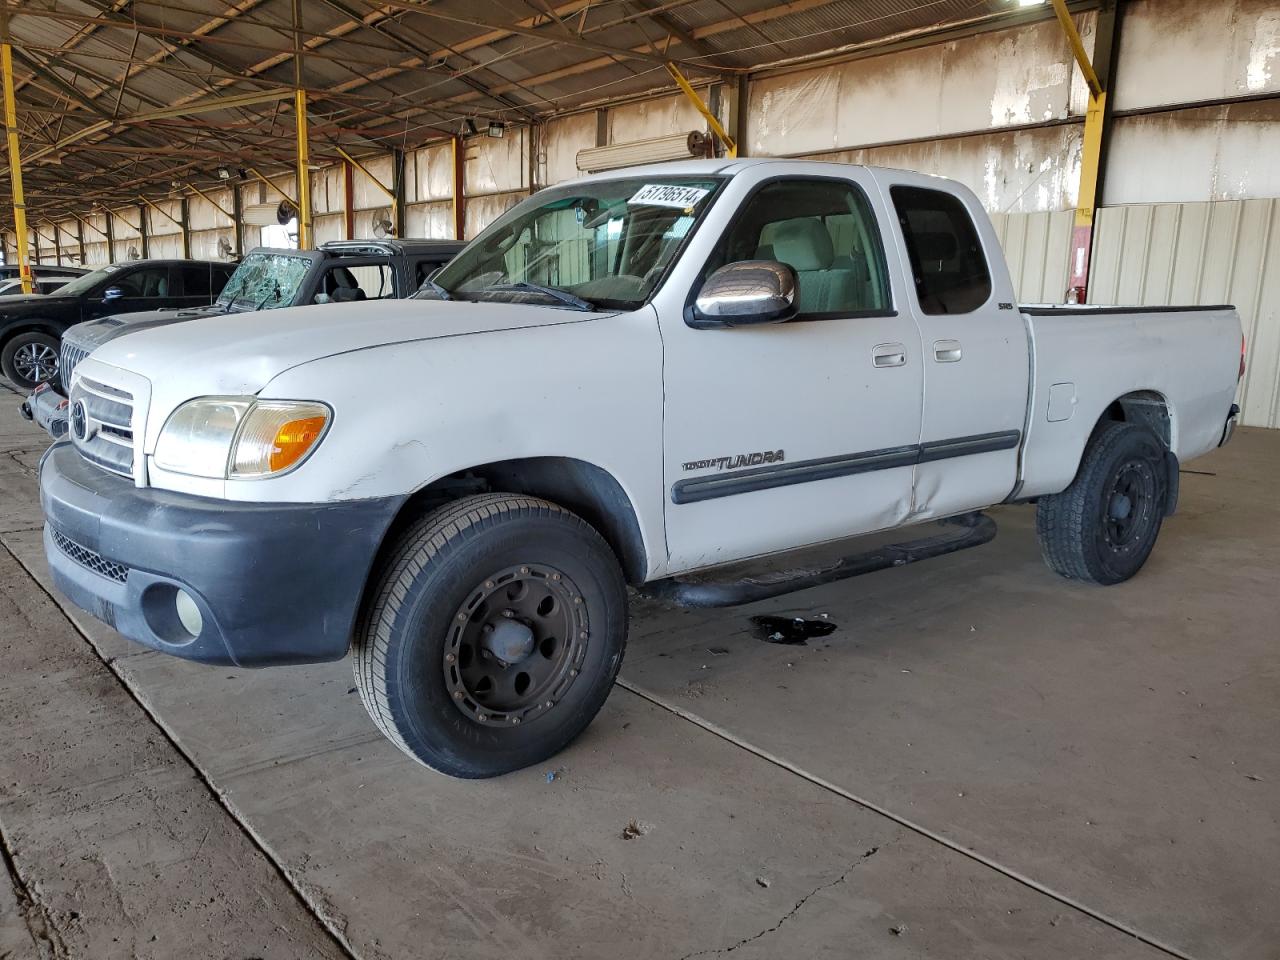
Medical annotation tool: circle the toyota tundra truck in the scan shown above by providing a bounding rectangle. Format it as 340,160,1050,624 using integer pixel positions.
37,159,1244,779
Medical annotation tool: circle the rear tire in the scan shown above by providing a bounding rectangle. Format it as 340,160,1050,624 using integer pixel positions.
353,493,628,778
2,332,60,391
1036,421,1169,585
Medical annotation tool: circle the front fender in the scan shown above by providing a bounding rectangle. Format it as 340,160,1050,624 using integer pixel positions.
209,309,671,578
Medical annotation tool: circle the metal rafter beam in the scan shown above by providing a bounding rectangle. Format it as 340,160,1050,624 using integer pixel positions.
319,0,541,121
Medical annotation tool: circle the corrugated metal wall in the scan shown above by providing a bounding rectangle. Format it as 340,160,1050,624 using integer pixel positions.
1091,200,1280,429
991,210,1073,303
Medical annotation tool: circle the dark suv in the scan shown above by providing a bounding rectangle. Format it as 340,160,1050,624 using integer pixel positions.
23,239,463,437
1,259,234,390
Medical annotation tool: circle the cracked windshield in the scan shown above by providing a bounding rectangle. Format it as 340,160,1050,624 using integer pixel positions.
425,176,721,310
218,252,310,309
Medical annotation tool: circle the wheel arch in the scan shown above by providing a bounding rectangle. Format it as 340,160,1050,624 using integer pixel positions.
373,456,649,587
1095,389,1174,450
1,319,63,349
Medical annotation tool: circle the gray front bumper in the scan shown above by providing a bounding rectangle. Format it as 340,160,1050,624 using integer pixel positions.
40,442,404,667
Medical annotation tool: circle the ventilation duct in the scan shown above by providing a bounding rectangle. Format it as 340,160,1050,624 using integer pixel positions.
241,201,295,226
576,131,708,174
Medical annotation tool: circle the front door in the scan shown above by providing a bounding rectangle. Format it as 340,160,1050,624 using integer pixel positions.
881,175,1030,519
83,264,173,321
659,171,925,573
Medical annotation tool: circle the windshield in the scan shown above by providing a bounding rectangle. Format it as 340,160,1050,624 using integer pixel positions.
50,264,124,298
425,175,723,310
217,252,311,309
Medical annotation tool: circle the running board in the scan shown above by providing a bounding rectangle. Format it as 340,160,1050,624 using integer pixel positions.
641,512,997,609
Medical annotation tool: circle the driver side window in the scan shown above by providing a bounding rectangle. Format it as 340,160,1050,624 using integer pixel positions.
113,266,170,298
704,180,892,319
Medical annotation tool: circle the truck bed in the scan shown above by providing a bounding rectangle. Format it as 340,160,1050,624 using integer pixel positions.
1017,303,1241,499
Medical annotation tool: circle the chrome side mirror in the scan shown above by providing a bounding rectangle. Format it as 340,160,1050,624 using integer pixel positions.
689,260,798,328
102,286,124,301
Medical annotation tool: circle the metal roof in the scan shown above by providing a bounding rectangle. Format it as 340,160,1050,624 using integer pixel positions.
1,0,1070,230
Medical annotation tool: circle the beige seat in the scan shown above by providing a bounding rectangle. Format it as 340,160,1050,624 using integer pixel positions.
769,218,857,314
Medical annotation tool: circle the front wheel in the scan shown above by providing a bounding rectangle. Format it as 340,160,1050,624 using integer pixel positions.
1036,421,1169,585
353,493,628,778
2,332,61,391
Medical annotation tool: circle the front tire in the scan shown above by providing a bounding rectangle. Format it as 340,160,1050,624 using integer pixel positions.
1036,421,1169,585
2,332,61,391
353,493,628,778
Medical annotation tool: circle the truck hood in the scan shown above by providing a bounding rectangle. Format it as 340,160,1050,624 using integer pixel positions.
88,297,611,398
66,305,222,350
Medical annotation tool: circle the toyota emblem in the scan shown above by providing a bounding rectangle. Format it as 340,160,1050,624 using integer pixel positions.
70,399,89,441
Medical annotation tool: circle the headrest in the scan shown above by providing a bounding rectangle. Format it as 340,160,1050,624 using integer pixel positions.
771,219,834,272
914,231,958,261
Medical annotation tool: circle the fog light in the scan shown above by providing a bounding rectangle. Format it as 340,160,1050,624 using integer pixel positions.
175,589,203,637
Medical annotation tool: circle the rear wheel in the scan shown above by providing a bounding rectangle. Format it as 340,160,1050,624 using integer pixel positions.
353,493,627,778
2,332,60,391
1036,421,1169,585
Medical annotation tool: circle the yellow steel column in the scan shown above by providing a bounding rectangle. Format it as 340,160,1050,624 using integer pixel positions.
1070,90,1107,301
666,63,736,158
1,25,32,293
291,0,311,249
294,89,312,249
1050,0,1115,303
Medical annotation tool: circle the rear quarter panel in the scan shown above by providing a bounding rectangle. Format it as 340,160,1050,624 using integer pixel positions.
1018,308,1239,499
1019,306,1241,498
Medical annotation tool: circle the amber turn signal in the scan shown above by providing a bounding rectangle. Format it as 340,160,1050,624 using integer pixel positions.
270,416,328,472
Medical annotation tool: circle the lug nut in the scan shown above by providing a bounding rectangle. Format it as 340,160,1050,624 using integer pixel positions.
574,597,582,605
477,713,487,721
484,580,494,589
502,609,514,618
545,700,554,708
580,631,587,639
453,691,463,700
551,573,561,581
457,613,467,622
520,566,530,575
511,717,521,725
445,653,456,664
569,668,577,677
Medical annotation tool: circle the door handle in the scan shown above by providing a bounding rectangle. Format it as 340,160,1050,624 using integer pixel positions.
934,339,962,362
872,343,906,368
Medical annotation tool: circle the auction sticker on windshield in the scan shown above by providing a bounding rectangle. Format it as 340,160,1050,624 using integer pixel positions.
628,184,710,209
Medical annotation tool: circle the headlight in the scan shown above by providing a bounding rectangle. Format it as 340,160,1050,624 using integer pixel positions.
153,398,331,479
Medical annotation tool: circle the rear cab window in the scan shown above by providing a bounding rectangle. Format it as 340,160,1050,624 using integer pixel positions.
890,186,992,315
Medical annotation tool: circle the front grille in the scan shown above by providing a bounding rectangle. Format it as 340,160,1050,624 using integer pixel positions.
51,529,129,583
70,377,135,478
59,340,91,387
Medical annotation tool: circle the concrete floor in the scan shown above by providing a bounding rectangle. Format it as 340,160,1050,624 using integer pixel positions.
0,386,1276,960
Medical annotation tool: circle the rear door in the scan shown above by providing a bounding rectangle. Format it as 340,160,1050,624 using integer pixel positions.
174,263,215,307
878,173,1029,518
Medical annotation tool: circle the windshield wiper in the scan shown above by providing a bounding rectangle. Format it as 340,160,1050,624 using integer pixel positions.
485,281,595,312
423,277,453,301
219,279,245,313
253,280,282,312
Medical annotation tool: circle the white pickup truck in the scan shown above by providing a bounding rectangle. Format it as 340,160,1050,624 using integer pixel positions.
38,159,1243,778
